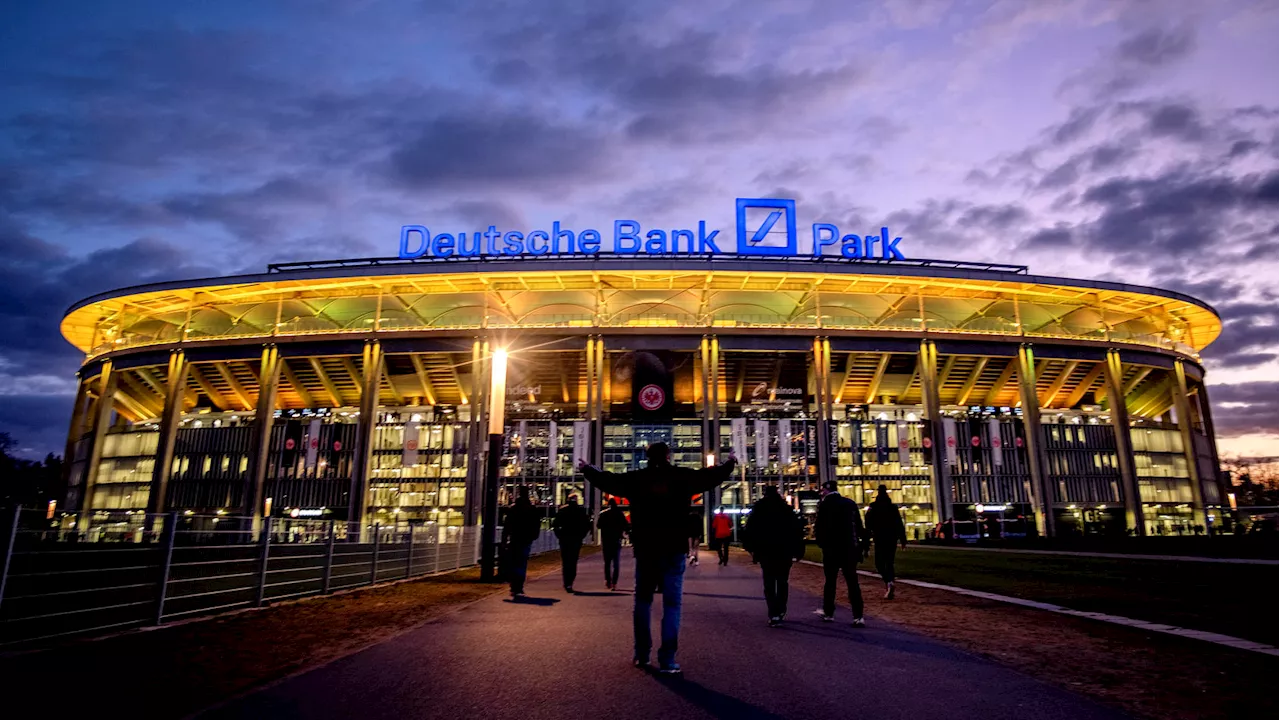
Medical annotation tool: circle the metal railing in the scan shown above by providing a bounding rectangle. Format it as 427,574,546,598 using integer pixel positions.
0,507,539,647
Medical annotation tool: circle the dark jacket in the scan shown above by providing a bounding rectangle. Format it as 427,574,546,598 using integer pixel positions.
598,506,631,545
742,492,805,562
501,498,543,547
864,497,908,546
582,458,736,558
552,503,591,545
814,492,867,557
687,510,705,542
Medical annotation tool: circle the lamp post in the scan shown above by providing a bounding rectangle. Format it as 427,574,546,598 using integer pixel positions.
480,348,508,581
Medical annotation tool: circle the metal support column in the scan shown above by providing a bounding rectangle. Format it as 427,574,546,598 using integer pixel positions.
584,336,597,511
464,339,485,525
592,336,605,518
919,340,952,523
77,361,116,531
812,337,833,489
1172,360,1208,528
350,341,384,534
1103,350,1145,536
1192,380,1230,526
246,345,281,528
148,350,189,517
59,376,92,513
1015,345,1055,538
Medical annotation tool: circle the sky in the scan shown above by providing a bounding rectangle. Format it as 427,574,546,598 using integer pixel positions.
0,0,1276,458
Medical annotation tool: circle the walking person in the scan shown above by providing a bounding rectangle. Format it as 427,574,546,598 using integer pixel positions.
552,494,591,593
711,510,734,566
598,497,631,590
864,484,908,599
813,480,869,627
578,444,736,675
686,509,704,566
500,487,543,598
742,485,805,627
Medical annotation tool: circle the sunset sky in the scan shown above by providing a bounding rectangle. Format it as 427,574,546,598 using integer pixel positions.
1,0,1275,457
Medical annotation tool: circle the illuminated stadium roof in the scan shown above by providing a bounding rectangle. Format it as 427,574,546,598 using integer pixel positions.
61,256,1221,362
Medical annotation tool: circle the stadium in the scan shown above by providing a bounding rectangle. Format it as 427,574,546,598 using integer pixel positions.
57,240,1228,541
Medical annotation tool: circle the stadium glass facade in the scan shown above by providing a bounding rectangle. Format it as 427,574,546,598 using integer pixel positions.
57,255,1227,540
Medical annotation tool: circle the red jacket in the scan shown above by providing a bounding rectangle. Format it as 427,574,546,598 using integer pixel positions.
711,513,734,539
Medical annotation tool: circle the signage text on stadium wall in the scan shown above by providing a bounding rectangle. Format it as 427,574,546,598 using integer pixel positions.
399,198,905,261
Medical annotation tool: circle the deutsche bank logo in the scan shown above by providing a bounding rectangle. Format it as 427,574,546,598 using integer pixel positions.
735,198,797,257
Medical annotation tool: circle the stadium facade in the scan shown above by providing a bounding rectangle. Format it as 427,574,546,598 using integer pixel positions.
57,215,1228,540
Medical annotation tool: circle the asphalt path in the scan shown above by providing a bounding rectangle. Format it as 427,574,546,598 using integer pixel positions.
202,550,1127,720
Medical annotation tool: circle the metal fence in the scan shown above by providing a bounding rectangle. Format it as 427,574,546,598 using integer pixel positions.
0,506,556,647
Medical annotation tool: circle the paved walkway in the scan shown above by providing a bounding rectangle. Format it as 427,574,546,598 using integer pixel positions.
201,551,1126,720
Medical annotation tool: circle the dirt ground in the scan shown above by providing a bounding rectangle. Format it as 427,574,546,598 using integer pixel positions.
784,557,1278,720
0,550,582,720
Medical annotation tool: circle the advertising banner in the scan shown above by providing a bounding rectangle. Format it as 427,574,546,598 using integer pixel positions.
777,419,792,466
548,420,558,475
629,350,675,422
573,421,590,468
517,420,528,467
942,417,958,466
306,419,322,469
402,420,419,467
875,423,889,464
989,418,1004,468
896,419,910,467
754,419,770,469
730,418,748,464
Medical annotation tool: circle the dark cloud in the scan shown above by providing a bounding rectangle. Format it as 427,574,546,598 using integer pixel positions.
1114,25,1196,67
445,200,527,230
385,113,611,190
1207,381,1279,437
1116,100,1207,143
1201,300,1280,371
0,227,221,449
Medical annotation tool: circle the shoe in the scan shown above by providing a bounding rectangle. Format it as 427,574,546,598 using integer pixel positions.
851,617,866,628
814,609,834,622
565,585,574,593
886,581,895,600
768,617,782,627
658,663,682,675
633,657,650,669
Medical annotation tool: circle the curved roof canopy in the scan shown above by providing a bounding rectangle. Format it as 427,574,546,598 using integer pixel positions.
61,257,1221,362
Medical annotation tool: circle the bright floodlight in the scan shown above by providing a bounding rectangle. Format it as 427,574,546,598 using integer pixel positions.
488,349,508,435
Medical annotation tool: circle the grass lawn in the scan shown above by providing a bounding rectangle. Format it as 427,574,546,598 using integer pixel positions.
803,544,1278,645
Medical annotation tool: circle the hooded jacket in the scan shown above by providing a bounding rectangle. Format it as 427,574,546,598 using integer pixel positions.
582,458,735,558
597,505,631,545
742,491,805,562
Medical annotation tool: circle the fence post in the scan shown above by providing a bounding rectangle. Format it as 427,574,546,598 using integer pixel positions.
153,512,178,625
0,505,21,615
406,522,416,579
321,520,336,594
370,522,381,585
254,516,273,607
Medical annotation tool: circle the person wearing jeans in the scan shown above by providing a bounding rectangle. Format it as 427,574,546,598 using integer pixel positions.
580,443,736,675
633,552,686,667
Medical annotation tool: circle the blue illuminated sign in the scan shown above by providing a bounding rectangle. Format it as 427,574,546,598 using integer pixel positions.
399,198,905,260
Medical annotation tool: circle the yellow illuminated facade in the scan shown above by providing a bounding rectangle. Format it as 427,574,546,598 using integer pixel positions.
59,257,1227,539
